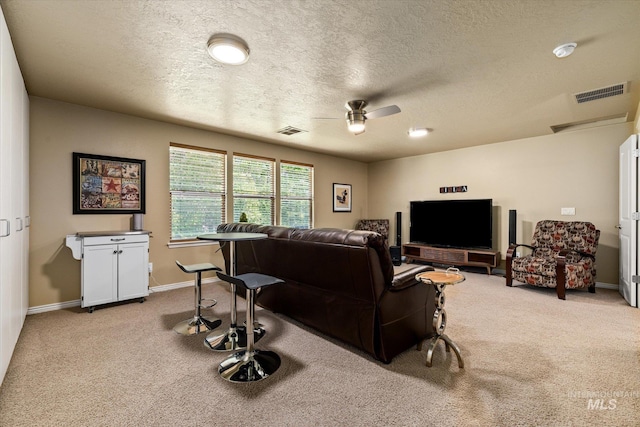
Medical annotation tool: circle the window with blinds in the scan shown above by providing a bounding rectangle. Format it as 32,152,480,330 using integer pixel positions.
169,143,226,240
280,161,314,229
233,154,275,225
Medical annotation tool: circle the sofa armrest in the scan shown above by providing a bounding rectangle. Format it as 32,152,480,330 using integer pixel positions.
390,265,434,291
506,243,535,260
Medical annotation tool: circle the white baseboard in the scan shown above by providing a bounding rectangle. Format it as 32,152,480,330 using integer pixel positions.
26,275,614,315
147,277,219,293
27,299,82,315
595,281,618,290
27,277,221,315
492,268,617,290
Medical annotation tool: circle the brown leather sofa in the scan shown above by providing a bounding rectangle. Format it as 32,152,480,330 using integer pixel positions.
217,223,435,363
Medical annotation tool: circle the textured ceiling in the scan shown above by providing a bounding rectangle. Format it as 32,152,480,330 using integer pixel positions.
1,0,639,162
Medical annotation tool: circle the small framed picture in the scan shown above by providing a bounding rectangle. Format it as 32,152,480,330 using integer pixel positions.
333,183,352,212
73,152,146,214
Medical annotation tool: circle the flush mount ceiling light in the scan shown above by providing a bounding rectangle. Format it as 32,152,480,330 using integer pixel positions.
207,34,250,65
553,42,577,58
408,127,430,137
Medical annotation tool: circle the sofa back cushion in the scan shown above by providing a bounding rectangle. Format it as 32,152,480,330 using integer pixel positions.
216,223,395,289
531,220,600,256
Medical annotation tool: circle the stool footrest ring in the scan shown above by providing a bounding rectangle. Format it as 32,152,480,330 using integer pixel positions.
198,298,217,309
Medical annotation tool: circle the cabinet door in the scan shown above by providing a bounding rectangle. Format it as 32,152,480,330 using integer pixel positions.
117,242,149,301
82,245,118,308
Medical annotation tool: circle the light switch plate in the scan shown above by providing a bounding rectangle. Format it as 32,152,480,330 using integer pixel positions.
561,207,576,216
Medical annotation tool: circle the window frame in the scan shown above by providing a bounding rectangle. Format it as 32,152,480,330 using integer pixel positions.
232,152,276,226
279,160,314,229
169,143,227,244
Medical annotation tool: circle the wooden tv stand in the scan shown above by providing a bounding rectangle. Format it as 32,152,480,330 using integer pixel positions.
402,243,500,275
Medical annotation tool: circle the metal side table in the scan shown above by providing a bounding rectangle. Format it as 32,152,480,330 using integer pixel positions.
416,268,465,369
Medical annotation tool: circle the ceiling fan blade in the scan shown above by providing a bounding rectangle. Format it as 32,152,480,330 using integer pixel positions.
364,105,401,120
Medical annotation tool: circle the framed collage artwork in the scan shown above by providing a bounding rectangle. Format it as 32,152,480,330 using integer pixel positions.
72,152,146,214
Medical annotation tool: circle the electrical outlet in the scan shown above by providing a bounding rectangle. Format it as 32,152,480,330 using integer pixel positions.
148,262,153,273
561,207,576,216
516,251,521,257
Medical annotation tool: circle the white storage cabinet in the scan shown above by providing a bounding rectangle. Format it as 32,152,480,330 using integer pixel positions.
67,232,149,312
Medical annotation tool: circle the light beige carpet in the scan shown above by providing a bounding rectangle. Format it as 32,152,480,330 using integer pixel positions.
1,271,639,426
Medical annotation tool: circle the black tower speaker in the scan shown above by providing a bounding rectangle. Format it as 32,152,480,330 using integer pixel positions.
508,209,517,245
390,211,402,266
395,211,402,246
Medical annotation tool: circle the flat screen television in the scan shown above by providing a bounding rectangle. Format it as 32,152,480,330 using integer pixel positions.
409,199,493,249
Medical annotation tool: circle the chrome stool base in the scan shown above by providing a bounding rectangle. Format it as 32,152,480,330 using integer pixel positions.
173,316,222,336
203,325,265,351
219,350,281,383
214,272,284,382
174,261,222,336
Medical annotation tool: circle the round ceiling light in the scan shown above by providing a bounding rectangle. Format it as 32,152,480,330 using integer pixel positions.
408,127,429,137
207,34,250,65
553,42,577,58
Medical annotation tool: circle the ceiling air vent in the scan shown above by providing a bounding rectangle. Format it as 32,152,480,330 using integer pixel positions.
574,82,628,104
277,126,307,136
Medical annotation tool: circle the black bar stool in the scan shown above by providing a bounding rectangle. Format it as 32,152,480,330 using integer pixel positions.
216,272,284,383
173,261,222,335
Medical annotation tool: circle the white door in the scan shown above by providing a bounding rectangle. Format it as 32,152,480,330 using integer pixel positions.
619,134,638,307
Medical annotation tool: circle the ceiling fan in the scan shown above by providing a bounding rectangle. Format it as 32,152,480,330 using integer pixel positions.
345,100,401,135
318,100,401,135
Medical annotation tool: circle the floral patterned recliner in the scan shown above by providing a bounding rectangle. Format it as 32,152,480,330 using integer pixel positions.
506,220,600,300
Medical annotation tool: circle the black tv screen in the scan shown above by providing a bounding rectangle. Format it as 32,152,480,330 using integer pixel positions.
409,199,493,249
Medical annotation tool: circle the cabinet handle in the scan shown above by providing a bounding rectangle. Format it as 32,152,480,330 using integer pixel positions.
110,238,126,242
113,250,118,254
16,218,23,232
119,250,123,254
0,219,10,237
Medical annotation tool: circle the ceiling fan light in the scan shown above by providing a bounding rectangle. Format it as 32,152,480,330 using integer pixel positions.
348,121,365,133
346,110,366,133
408,127,429,137
207,34,250,65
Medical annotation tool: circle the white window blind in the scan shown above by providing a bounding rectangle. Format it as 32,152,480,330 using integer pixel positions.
280,161,313,229
170,143,226,240
233,154,275,225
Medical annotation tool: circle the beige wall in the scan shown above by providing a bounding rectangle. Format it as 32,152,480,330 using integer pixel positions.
29,96,639,307
29,97,368,307
368,122,634,285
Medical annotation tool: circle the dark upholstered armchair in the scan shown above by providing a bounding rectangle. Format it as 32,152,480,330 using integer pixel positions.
355,219,390,243
506,220,600,300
